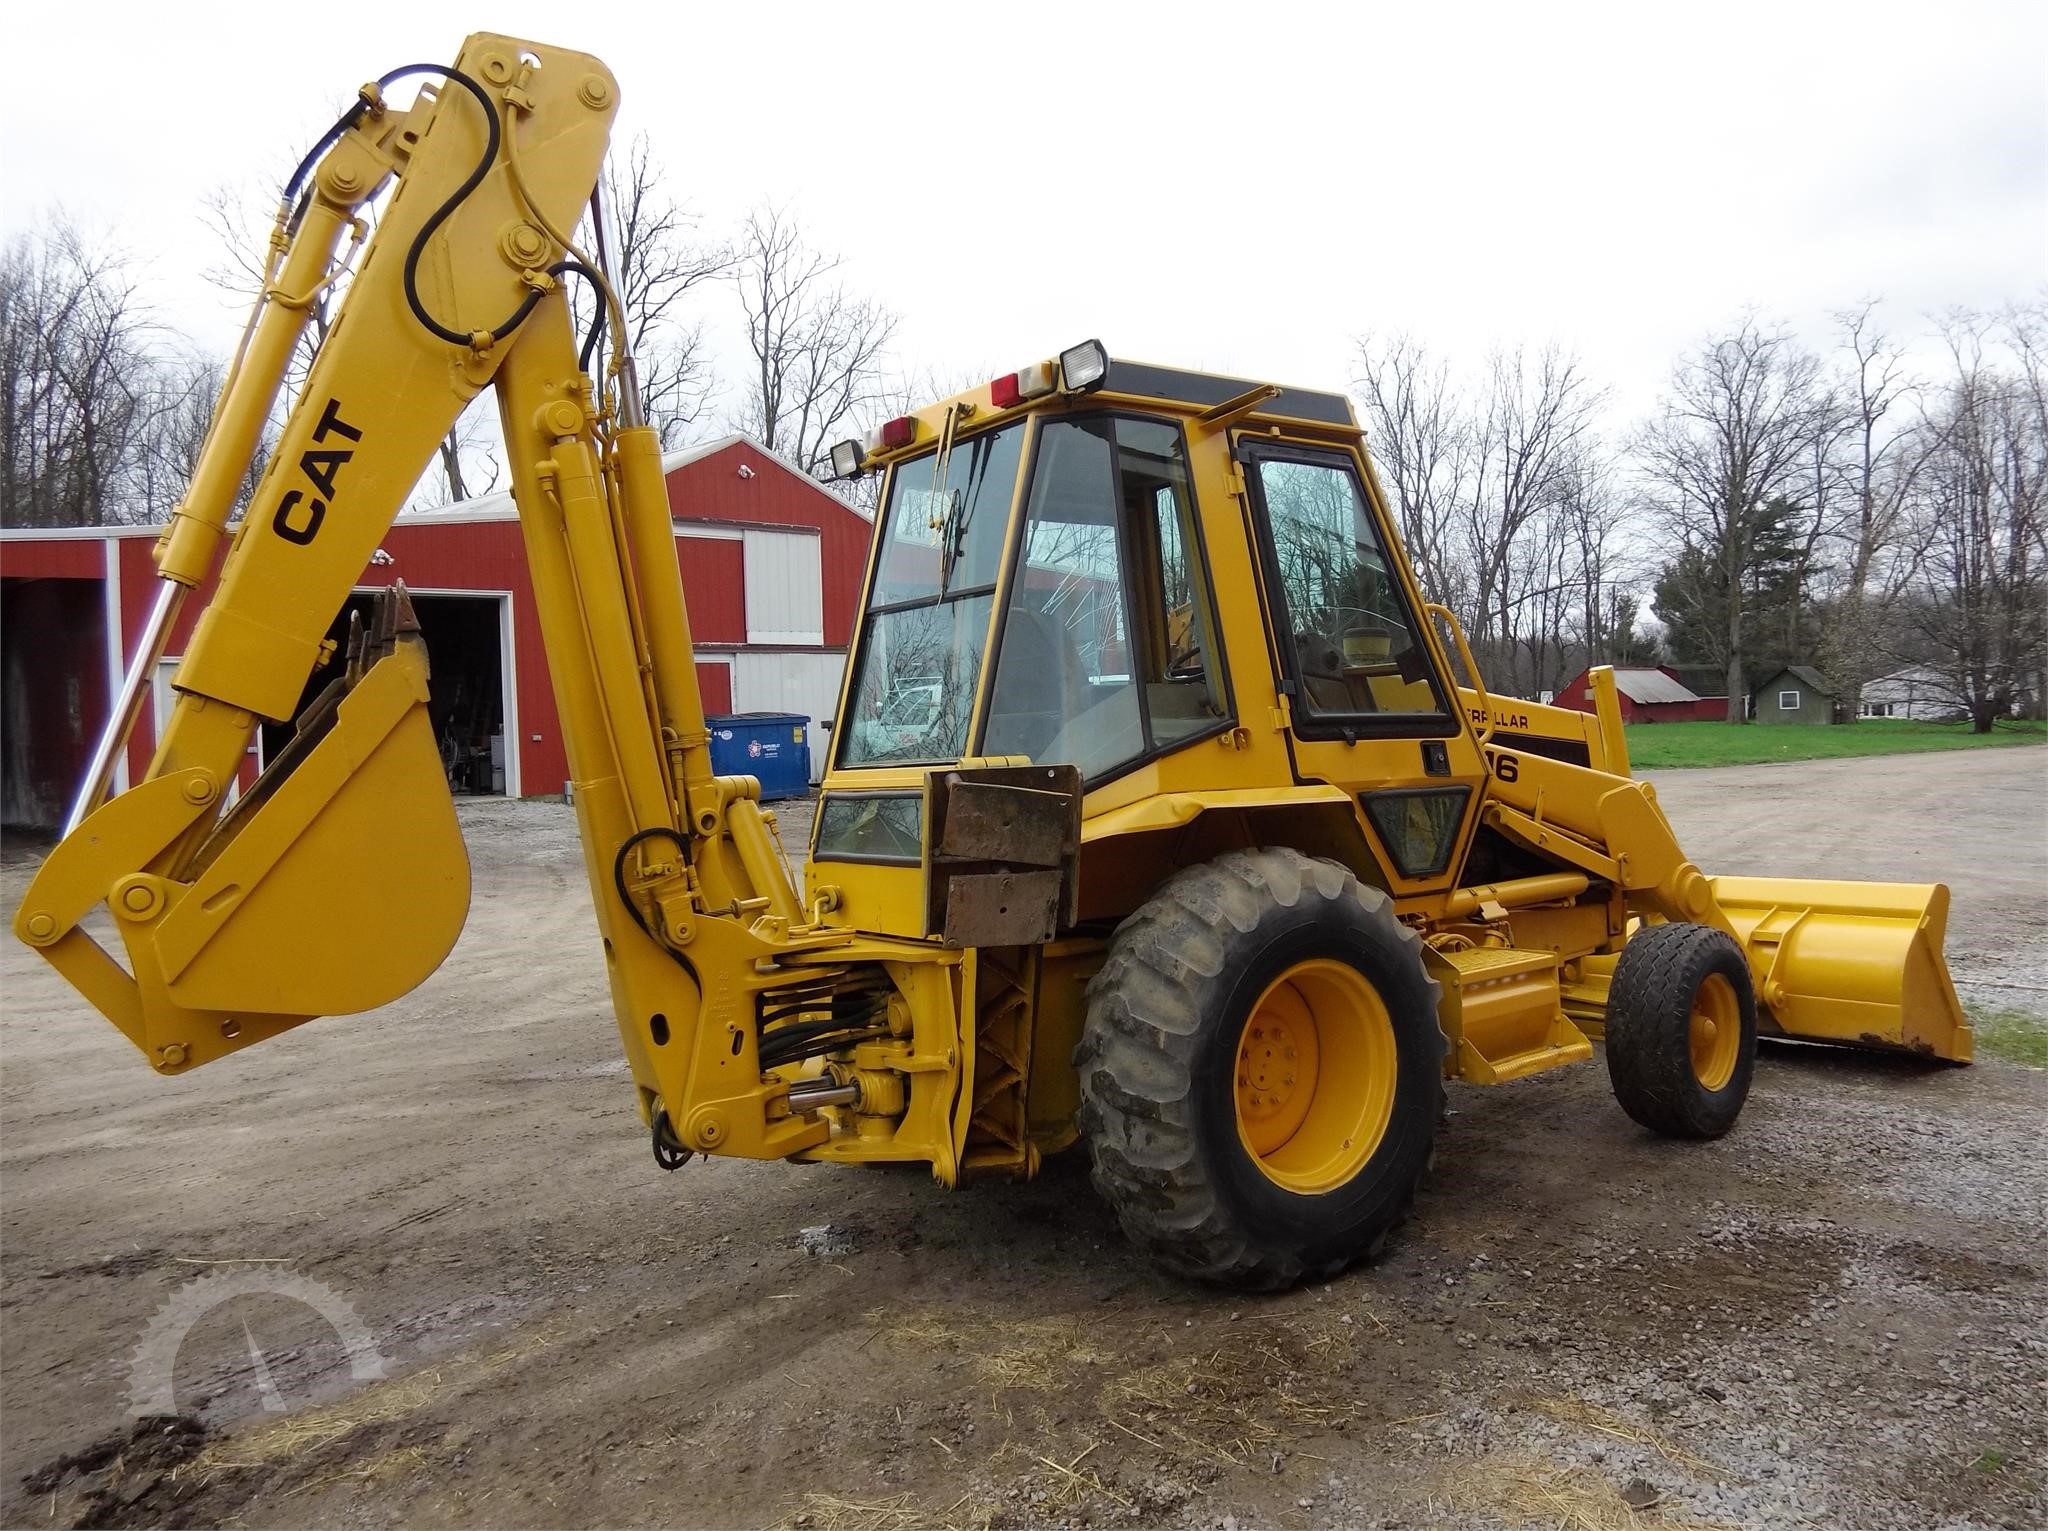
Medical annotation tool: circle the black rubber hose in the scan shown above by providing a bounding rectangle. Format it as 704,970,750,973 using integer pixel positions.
286,60,462,204
276,62,547,350
766,1018,885,1045
547,259,607,373
611,827,700,992
383,64,521,346
757,987,889,1028
760,1028,888,1069
759,1010,888,1056
756,978,849,1007
281,94,376,235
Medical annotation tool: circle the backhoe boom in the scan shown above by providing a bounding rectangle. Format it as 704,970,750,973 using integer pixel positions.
13,34,830,1162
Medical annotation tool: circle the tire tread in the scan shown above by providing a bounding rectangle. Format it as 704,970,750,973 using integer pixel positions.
1077,848,1443,1288
1604,922,1756,1139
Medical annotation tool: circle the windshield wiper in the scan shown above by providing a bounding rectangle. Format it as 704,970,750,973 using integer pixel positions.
940,423,1008,597
932,402,972,594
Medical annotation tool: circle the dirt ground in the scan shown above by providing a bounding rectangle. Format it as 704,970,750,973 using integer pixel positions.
2,748,2043,1530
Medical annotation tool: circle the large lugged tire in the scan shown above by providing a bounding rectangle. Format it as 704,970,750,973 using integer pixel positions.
1604,922,1757,1139
1076,848,1445,1289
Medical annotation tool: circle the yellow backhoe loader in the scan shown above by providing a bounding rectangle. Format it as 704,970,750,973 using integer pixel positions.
12,34,1972,1287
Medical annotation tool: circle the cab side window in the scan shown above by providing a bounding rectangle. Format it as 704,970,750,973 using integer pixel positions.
1253,453,1446,724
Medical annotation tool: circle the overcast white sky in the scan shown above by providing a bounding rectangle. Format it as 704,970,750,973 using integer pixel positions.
4,0,2043,437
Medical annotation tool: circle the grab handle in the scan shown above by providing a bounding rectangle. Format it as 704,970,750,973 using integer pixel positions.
1426,603,1493,745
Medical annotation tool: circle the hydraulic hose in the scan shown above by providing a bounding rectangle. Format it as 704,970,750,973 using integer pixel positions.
281,63,603,362
611,828,701,990
383,63,530,347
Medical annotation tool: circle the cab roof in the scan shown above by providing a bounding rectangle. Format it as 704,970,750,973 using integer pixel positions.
861,348,1359,472
1097,359,1356,429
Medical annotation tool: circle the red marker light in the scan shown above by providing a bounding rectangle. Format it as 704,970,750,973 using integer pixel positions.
990,361,1057,410
879,416,917,450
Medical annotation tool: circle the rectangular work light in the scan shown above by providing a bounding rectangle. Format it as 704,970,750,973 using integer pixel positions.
1059,339,1109,393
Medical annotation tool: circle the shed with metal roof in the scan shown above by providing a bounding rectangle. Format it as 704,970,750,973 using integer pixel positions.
1751,665,1839,726
1551,665,1725,723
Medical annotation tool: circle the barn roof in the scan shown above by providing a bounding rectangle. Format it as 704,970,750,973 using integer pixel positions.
398,434,857,525
661,433,856,507
1608,667,1702,705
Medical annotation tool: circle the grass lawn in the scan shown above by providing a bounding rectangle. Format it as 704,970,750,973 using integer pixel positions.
1970,1006,2048,1068
1624,719,2048,769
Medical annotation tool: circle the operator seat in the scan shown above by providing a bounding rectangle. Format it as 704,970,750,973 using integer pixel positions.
1295,632,1353,711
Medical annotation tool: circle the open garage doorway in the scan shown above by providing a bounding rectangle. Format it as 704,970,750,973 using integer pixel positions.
1,577,109,830
257,589,515,797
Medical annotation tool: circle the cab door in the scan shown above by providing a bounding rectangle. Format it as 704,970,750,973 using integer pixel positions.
1236,437,1488,899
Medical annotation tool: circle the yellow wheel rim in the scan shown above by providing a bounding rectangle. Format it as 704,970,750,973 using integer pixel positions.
1233,958,1397,1194
1690,972,1741,1091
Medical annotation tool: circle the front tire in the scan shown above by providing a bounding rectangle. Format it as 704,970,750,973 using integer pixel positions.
1604,921,1757,1139
1076,848,1444,1288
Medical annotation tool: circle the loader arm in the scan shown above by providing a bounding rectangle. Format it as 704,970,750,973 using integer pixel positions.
12,34,837,1157
1468,672,1972,1061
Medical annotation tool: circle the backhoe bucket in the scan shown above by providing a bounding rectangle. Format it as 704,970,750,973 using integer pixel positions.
1709,876,1972,1061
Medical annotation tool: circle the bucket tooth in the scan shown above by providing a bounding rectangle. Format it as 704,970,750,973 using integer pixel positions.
386,580,422,636
343,608,368,684
361,582,427,672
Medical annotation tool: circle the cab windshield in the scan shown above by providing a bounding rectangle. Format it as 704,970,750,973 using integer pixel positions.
838,411,1231,782
838,421,1027,767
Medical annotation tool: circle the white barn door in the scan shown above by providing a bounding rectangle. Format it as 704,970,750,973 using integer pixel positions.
742,528,823,645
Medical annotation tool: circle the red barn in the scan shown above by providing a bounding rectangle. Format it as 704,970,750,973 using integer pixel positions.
0,435,869,828
1551,666,1724,724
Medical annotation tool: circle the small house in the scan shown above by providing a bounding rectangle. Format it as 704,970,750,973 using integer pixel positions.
1860,666,1953,720
1750,665,1838,725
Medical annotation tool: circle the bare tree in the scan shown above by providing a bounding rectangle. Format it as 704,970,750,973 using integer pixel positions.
2003,298,2048,566
0,221,156,527
1464,345,1605,685
731,207,898,478
1352,334,1468,607
1636,317,1830,719
1784,385,1849,654
1899,312,2047,730
585,134,732,446
1351,336,1622,698
1815,303,1939,717
133,353,223,517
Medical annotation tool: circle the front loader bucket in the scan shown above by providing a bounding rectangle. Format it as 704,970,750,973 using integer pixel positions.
1709,876,1972,1061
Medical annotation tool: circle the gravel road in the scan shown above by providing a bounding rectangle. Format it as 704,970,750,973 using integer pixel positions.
2,747,2042,1529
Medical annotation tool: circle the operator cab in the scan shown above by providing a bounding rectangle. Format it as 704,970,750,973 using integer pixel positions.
813,342,1472,908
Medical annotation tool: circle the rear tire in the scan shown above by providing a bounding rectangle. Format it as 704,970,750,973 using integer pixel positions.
1604,922,1756,1139
1076,848,1444,1289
